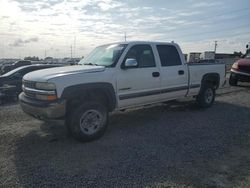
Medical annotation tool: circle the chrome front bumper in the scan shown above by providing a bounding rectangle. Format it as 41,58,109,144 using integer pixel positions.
19,92,66,119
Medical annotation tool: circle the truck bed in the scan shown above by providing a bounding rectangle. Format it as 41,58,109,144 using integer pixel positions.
187,63,226,95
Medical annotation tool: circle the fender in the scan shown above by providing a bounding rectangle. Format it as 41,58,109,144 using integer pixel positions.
61,82,116,111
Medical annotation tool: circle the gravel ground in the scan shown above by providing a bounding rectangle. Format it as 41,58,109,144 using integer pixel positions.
0,84,250,188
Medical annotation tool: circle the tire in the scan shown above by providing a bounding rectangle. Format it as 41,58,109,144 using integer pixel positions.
196,83,215,108
229,74,238,86
67,101,108,142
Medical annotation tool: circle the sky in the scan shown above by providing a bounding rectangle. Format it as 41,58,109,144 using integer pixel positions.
0,0,250,59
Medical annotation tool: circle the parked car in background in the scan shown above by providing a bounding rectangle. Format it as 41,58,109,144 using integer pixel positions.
1,60,31,74
0,62,12,75
229,51,250,86
0,64,60,103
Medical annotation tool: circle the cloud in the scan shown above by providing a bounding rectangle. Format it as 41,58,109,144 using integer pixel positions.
0,0,248,58
1,15,9,19
9,37,39,47
16,0,65,12
86,0,124,11
19,5,38,12
192,2,221,8
177,11,201,16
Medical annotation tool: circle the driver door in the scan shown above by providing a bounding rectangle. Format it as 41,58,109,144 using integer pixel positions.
116,44,161,108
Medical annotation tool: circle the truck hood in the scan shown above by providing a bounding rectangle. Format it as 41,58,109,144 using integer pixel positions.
23,65,105,82
236,58,250,66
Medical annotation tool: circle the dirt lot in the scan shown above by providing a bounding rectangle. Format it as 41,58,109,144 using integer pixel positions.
1,84,250,188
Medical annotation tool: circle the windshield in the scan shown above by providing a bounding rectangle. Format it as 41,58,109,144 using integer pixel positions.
1,66,26,77
245,52,250,59
79,44,127,67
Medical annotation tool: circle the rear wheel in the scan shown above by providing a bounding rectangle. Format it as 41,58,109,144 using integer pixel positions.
196,83,215,108
229,74,238,86
67,101,108,142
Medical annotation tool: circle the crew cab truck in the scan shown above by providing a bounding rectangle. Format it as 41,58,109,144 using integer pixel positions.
19,41,226,142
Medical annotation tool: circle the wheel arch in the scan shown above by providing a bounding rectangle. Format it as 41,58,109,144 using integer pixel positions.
61,82,116,112
201,73,220,89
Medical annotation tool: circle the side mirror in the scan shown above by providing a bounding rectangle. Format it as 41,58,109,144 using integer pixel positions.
124,58,138,68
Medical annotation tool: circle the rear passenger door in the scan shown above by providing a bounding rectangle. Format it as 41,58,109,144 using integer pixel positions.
156,44,188,98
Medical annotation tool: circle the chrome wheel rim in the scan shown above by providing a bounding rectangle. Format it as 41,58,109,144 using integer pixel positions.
205,88,213,104
79,110,103,135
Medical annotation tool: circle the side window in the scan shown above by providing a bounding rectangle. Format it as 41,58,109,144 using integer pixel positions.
19,68,31,76
19,67,37,77
157,45,182,66
124,44,156,68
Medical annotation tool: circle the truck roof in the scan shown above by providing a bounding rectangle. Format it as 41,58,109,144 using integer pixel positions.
102,41,178,46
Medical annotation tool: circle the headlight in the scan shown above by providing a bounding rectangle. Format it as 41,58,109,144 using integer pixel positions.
232,62,238,70
35,82,56,90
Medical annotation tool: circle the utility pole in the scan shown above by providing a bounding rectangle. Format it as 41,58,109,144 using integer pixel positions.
44,49,47,59
70,45,72,59
74,36,76,58
214,41,218,54
124,32,127,42
2,41,4,58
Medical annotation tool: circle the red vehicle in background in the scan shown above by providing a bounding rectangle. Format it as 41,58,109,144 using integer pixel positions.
229,44,250,86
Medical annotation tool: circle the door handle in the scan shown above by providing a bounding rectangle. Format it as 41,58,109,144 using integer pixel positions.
178,70,184,75
152,72,160,77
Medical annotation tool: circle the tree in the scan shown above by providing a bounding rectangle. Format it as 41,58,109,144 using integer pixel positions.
24,56,39,61
233,51,243,58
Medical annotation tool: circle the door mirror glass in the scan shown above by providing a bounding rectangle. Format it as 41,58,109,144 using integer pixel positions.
124,58,138,68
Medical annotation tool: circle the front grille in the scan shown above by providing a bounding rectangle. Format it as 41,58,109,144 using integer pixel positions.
23,80,36,89
25,91,36,98
23,80,36,99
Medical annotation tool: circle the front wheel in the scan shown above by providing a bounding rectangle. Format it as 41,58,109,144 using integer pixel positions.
67,101,108,142
196,83,215,108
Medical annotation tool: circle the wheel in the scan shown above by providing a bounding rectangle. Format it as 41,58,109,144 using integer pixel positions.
229,74,238,86
196,83,215,108
67,101,108,142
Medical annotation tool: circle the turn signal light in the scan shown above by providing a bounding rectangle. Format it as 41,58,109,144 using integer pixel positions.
36,94,57,101
47,95,58,101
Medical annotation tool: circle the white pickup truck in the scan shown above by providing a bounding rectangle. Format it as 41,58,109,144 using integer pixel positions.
19,41,226,142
